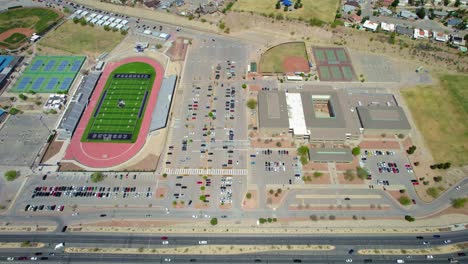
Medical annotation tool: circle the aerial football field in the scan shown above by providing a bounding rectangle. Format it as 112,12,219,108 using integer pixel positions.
81,62,156,143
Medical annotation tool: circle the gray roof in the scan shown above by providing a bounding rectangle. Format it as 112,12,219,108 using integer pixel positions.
58,72,101,133
150,75,177,131
258,91,289,129
396,25,413,36
309,148,353,163
301,91,347,129
433,10,448,17
356,106,411,130
400,10,418,19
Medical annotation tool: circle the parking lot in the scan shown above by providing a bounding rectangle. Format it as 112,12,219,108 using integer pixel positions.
360,149,418,190
250,149,303,185
0,114,57,166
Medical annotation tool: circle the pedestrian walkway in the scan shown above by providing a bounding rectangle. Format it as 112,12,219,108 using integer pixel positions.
164,168,248,175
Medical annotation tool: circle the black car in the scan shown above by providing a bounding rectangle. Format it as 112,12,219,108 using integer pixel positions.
42,175,47,180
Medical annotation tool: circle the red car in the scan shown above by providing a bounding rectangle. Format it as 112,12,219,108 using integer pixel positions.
412,182,419,185
196,181,203,184
161,236,168,240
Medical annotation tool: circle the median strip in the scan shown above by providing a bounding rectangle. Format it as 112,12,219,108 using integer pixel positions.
359,243,467,255
65,245,335,255
0,242,44,248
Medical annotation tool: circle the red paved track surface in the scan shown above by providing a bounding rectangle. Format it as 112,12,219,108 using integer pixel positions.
64,57,164,168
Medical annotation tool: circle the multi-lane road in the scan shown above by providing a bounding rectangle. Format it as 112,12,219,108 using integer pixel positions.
0,231,467,263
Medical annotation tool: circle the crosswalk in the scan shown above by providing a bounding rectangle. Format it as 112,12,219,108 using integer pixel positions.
164,168,248,176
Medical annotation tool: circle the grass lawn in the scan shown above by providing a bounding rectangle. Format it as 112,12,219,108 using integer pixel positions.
232,0,339,23
0,7,60,34
259,42,308,73
3,33,26,44
81,62,156,143
401,74,468,166
39,21,125,56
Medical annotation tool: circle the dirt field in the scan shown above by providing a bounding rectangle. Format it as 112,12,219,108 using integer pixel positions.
39,21,125,57
0,28,34,49
401,74,468,166
259,42,309,74
232,0,338,23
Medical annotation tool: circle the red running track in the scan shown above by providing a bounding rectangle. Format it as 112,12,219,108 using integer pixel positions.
64,57,164,168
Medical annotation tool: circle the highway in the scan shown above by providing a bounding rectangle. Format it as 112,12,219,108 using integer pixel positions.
1,230,468,246
0,231,466,263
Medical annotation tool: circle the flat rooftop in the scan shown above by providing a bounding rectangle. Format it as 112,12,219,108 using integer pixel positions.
258,91,289,129
356,106,411,130
309,148,353,163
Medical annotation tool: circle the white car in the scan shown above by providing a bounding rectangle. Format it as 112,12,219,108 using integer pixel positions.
30,257,38,260
162,241,169,245
164,258,171,262
426,255,434,259
7,257,14,261
198,241,207,245
346,259,353,263
444,240,452,244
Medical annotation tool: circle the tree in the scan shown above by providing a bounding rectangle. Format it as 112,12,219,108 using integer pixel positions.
283,5,288,11
90,172,104,183
275,1,281,9
246,99,257,110
246,193,252,199
199,195,206,201
210,218,218,225
357,9,362,16
391,0,399,7
356,167,368,179
344,170,355,181
443,0,449,5
297,146,309,156
426,187,440,198
8,108,19,115
4,170,18,181
361,16,369,23
442,162,451,169
399,196,411,206
242,83,247,89
405,215,415,222
451,198,467,209
73,17,80,24
455,0,461,7
433,176,443,182
416,8,426,19
351,147,360,156
313,171,323,178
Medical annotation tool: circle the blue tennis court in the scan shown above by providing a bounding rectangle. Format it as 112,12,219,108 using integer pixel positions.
32,77,45,90
16,77,32,91
46,78,59,91
11,56,85,93
59,77,73,90
44,60,56,71
57,60,69,72
71,60,82,72
30,60,43,72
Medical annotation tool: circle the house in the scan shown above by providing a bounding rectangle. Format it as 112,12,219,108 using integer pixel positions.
342,4,357,13
345,0,360,7
396,25,413,37
0,108,7,124
381,0,393,7
450,35,466,47
447,18,462,27
433,10,448,18
363,20,379,31
399,10,418,19
143,0,160,8
381,22,395,32
348,14,362,23
413,28,429,39
379,7,393,16
433,31,449,42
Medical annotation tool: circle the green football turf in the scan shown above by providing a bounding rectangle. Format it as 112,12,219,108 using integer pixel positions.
81,62,156,143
